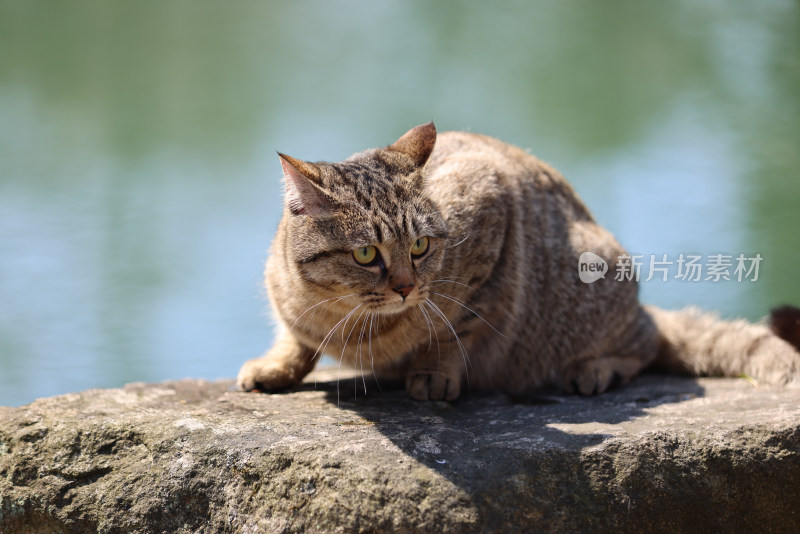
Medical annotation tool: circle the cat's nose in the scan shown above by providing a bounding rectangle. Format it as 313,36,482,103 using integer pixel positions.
392,283,414,299
389,269,415,300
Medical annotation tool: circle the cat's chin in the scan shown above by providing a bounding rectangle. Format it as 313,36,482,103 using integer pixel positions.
376,301,417,316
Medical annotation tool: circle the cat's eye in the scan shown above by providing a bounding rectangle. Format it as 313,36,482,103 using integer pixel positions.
353,245,378,265
410,237,430,258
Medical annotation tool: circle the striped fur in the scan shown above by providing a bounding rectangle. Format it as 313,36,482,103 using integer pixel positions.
238,123,800,400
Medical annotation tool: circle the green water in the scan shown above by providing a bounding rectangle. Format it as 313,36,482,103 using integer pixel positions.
1,0,798,406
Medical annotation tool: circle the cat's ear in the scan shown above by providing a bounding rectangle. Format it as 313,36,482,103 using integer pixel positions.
386,122,437,167
279,154,336,217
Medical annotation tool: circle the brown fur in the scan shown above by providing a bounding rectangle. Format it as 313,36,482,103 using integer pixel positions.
770,305,800,352
237,123,800,400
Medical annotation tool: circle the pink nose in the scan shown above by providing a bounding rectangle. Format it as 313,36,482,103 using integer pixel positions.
392,284,414,299
389,268,415,300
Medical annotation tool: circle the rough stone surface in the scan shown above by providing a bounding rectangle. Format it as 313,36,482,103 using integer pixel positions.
1,369,799,533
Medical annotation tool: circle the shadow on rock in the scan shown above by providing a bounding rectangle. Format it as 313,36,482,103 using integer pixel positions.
304,370,708,531
315,370,706,458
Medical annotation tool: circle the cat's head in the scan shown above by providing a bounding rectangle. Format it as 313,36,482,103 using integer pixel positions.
277,123,447,315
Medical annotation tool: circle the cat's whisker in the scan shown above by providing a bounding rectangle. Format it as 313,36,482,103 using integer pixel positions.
425,279,473,290
446,231,471,249
340,304,361,342
291,293,359,330
429,291,509,339
424,300,472,388
375,312,390,358
415,306,434,356
307,303,361,405
356,310,370,395
313,318,344,364
340,307,368,371
367,312,383,393
351,311,364,398
428,304,445,363
421,304,442,361
334,305,367,404
313,303,362,364
424,300,470,391
367,312,375,368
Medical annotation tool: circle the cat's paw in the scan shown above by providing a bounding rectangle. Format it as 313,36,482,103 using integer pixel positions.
237,358,301,392
561,359,625,396
406,370,461,401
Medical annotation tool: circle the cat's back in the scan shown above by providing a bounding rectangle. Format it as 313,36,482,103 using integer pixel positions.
425,130,587,220
427,130,540,178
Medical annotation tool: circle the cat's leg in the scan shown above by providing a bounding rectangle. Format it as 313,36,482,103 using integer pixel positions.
560,306,659,396
237,332,317,392
405,340,466,401
561,355,647,396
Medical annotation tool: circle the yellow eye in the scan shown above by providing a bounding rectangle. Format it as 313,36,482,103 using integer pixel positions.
353,245,378,265
410,236,429,257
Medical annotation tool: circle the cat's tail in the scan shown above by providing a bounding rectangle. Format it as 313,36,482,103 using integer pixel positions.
646,304,800,386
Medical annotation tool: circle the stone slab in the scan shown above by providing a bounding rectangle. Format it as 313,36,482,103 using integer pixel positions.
1,370,799,533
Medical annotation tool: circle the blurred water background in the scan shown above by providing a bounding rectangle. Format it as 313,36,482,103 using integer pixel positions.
1,0,798,406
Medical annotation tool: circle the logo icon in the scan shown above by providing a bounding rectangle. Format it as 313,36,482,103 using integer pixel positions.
578,252,608,284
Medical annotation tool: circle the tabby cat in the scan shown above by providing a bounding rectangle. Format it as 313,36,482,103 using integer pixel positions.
237,123,800,401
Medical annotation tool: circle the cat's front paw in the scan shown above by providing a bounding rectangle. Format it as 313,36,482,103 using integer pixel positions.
237,358,301,392
406,370,461,401
561,357,631,396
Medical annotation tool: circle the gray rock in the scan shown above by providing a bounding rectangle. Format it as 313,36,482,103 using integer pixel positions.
1,369,799,533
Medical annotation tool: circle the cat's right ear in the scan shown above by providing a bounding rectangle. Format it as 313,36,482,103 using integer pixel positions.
387,122,437,167
279,154,335,217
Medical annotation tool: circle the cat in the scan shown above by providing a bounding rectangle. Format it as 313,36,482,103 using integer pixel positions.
237,122,800,401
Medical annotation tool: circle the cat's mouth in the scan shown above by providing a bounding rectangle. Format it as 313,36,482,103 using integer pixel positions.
366,292,424,315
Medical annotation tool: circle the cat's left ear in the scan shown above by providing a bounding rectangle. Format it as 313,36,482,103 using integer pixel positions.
386,122,437,168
